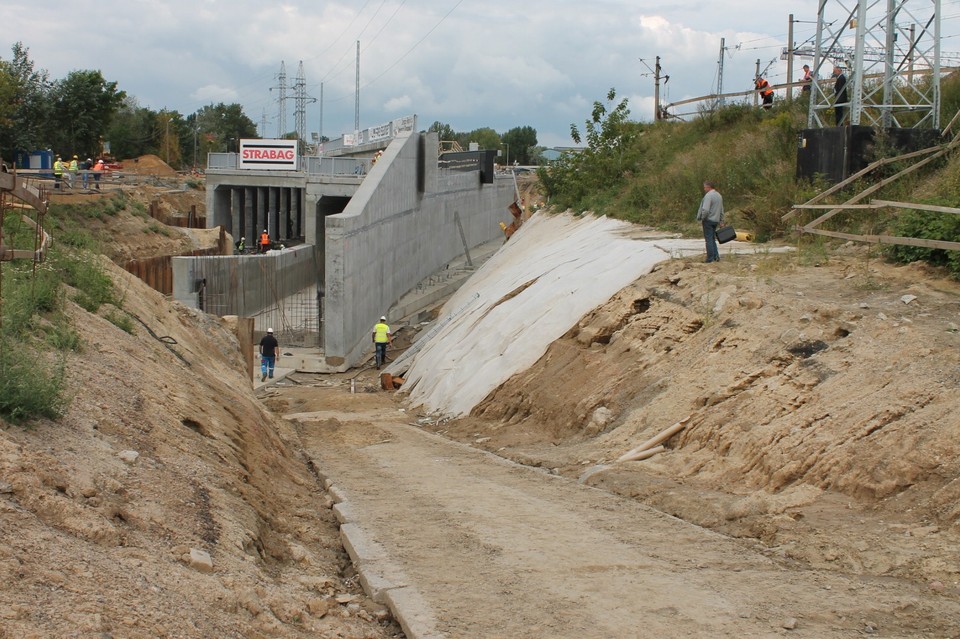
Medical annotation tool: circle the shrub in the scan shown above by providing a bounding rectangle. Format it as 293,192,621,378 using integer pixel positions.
49,249,115,312
0,339,67,424
1,263,63,332
885,206,960,278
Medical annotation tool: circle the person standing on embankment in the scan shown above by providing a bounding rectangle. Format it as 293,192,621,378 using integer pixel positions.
696,181,724,263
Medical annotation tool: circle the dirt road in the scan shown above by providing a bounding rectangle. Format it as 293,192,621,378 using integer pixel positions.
285,388,960,639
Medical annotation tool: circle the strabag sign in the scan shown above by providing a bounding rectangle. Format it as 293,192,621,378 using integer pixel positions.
238,139,299,171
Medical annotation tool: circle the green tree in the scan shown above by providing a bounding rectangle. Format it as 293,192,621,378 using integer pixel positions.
48,69,125,158
106,96,158,160
539,88,640,209
191,103,257,155
428,121,457,142
501,125,538,165
0,43,51,155
155,109,185,167
462,127,500,153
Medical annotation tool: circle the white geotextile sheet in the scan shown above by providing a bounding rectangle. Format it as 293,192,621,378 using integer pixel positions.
399,213,708,418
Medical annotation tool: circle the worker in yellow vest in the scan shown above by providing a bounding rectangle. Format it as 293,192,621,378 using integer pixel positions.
371,316,393,370
53,155,65,189
67,155,79,188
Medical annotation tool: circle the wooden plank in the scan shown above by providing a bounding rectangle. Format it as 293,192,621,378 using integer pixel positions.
802,227,960,251
783,145,944,221
802,146,951,231
792,203,880,210
871,199,960,215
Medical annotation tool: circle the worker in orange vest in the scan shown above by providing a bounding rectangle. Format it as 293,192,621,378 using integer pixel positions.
259,229,271,253
755,76,774,109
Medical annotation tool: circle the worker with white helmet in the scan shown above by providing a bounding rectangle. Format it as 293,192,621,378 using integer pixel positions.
258,327,279,381
372,316,392,370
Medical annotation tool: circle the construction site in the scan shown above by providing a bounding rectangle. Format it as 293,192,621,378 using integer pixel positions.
2,1,960,635
2,134,960,637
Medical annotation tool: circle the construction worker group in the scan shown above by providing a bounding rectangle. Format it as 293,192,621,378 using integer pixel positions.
52,154,106,190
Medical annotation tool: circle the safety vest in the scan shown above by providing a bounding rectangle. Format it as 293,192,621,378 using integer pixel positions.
69,159,79,172
757,79,773,97
259,232,270,246
54,160,64,175
373,322,390,343
93,161,104,171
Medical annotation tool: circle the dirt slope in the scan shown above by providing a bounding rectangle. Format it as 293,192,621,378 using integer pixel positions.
0,192,401,637
424,247,960,595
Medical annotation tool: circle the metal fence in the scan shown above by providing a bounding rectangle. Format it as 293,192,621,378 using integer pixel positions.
207,153,368,177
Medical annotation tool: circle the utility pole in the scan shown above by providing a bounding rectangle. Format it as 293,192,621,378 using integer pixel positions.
717,38,726,108
319,82,324,143
654,56,662,121
260,109,268,138
354,41,361,135
787,14,795,103
754,59,761,108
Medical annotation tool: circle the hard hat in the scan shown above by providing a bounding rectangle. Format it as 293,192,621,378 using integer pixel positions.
263,229,267,233
73,155,78,159
380,316,386,321
267,328,273,333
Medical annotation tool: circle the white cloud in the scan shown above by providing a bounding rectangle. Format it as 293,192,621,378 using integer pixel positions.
2,0,956,148
191,84,240,104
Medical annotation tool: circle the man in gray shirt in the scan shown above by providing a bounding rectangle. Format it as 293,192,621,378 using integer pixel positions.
696,181,724,263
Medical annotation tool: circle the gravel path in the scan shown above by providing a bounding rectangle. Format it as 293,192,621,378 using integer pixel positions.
290,403,959,639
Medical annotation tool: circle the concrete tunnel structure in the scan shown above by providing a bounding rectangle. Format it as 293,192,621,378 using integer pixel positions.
173,122,517,370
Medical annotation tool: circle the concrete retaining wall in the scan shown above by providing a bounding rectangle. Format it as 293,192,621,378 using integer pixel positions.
171,244,319,317
323,130,515,368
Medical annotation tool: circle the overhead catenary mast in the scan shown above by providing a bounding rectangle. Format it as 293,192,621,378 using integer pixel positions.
293,61,317,153
354,41,361,135
806,0,942,129
271,61,288,139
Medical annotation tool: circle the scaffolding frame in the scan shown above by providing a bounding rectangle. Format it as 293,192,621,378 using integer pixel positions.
808,0,942,129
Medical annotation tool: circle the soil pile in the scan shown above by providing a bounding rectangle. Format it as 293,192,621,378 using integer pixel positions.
122,154,179,177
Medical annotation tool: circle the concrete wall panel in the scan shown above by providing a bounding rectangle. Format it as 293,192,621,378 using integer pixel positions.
323,130,514,368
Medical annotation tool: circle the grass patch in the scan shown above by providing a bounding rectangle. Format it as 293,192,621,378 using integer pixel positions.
50,249,115,312
144,222,170,236
0,227,124,422
0,340,67,424
129,200,148,218
105,309,135,334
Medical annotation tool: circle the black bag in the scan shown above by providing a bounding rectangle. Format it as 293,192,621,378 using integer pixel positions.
717,225,736,244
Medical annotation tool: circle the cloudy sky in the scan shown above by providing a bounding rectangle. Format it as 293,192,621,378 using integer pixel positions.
4,0,960,148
